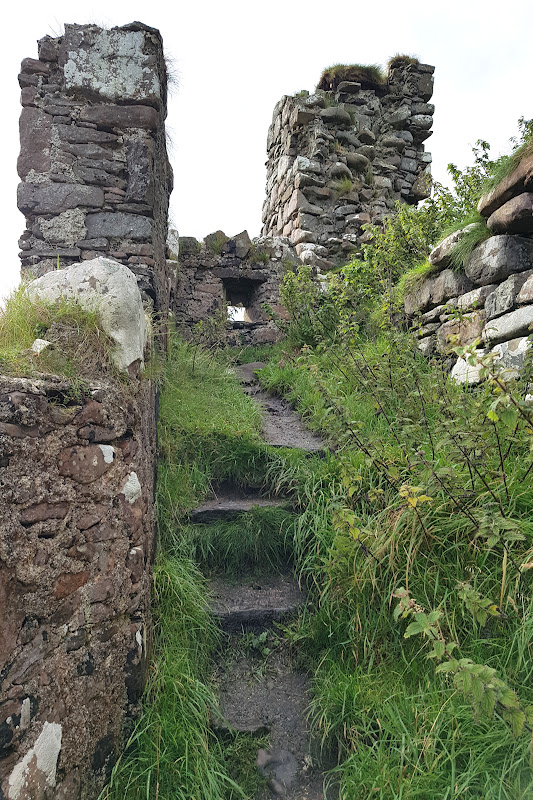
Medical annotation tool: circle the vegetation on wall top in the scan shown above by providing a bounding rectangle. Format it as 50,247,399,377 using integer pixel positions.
316,63,386,92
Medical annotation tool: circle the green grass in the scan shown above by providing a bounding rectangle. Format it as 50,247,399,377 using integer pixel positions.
0,284,118,382
442,212,491,270
330,177,354,196
179,506,297,574
100,555,244,800
395,258,438,301
387,53,421,71
482,135,533,196
255,329,533,795
317,63,386,92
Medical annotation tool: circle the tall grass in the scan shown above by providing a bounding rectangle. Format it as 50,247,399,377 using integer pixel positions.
256,326,533,795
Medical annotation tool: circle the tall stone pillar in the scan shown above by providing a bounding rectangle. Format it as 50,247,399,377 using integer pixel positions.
16,22,174,315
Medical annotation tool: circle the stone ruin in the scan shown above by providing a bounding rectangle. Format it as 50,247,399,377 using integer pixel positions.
405,154,533,383
174,231,299,346
261,60,434,270
3,22,442,800
16,21,174,316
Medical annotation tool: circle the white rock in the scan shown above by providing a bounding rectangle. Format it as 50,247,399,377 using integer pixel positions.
7,722,62,799
27,257,147,372
31,339,52,354
450,355,484,385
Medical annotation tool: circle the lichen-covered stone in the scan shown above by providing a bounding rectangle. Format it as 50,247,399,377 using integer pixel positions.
482,304,533,345
465,235,533,286
484,270,533,320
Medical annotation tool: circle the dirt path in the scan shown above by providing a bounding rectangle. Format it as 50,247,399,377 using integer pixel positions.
188,363,334,798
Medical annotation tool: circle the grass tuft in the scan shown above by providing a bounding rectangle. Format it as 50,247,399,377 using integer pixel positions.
387,53,421,71
317,63,385,93
0,284,119,382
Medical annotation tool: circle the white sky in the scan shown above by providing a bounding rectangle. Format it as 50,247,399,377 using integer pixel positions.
1,0,532,300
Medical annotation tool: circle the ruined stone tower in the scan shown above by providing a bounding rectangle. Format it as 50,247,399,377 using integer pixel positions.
262,60,434,270
16,22,174,315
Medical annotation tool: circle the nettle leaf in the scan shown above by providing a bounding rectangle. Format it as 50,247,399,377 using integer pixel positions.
487,409,499,422
404,619,425,638
428,640,445,660
502,708,526,738
499,687,520,710
470,676,484,704
481,688,496,718
436,659,459,673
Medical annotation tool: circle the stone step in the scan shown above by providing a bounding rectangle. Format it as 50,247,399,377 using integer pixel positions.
209,573,306,634
235,362,328,453
188,489,290,523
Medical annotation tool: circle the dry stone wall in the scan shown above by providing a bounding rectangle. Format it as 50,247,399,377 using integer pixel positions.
405,155,533,382
16,22,174,314
0,372,156,799
262,61,434,269
174,231,300,346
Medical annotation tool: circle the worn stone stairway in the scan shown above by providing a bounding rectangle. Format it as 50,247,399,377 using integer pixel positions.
189,363,332,799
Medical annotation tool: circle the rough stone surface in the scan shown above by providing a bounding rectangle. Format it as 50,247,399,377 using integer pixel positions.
485,270,533,320
465,236,533,286
487,193,533,235
0,372,156,799
436,311,485,354
27,257,147,372
482,304,533,345
262,60,434,266
478,155,533,218
404,269,472,315
17,22,173,314
428,224,476,269
173,233,298,347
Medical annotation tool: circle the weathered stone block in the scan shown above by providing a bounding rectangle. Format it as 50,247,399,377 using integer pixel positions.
17,108,51,179
79,105,158,129
320,106,352,125
59,24,162,107
85,212,152,240
478,155,533,217
436,311,485,354
404,269,473,316
456,284,496,310
428,225,477,269
485,270,533,320
18,183,104,215
487,192,533,234
482,304,533,345
28,257,148,371
465,235,533,286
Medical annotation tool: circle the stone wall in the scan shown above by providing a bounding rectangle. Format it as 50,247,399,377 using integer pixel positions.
0,372,156,799
17,22,174,314
405,154,533,382
174,231,300,346
261,60,434,270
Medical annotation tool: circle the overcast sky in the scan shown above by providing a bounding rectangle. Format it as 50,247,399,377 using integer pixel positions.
1,0,532,300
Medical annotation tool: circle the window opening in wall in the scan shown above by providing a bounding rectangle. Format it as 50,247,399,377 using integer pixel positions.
222,277,260,325
228,305,246,322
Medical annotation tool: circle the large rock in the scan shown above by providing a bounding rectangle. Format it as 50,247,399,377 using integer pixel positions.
436,311,485,354
491,337,531,380
27,257,147,371
79,104,158,129
17,108,51,179
482,304,533,345
450,354,484,385
485,270,533,320
478,155,533,217
465,235,533,286
487,193,533,234
18,183,104,215
456,284,496,311
428,224,477,269
320,106,352,125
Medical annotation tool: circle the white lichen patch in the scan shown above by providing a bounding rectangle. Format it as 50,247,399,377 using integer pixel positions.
39,208,87,246
121,471,142,504
98,445,115,465
7,722,62,799
63,29,161,104
20,698,31,730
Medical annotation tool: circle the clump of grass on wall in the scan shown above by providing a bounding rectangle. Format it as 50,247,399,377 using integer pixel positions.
0,285,118,382
317,63,385,92
387,53,420,71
